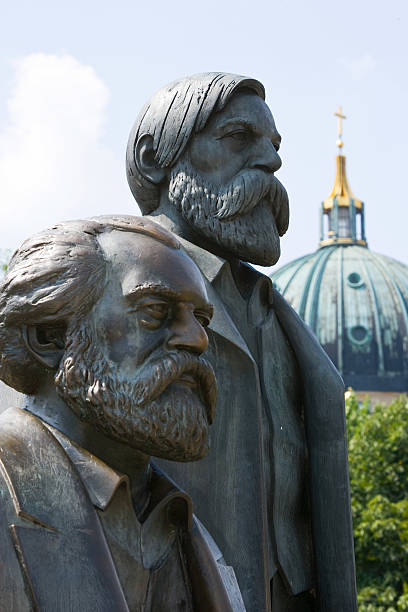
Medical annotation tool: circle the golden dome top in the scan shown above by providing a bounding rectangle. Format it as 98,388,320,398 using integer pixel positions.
323,154,363,211
323,107,362,212
319,106,367,248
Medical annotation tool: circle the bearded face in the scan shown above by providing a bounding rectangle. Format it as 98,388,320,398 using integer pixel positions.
55,319,216,462
167,158,289,266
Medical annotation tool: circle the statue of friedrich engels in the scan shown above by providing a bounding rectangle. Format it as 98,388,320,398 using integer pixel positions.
126,73,357,611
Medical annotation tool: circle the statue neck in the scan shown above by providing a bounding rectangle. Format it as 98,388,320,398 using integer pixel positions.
23,375,151,517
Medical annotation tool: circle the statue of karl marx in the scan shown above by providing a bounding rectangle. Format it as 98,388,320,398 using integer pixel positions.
126,73,358,611
0,215,245,611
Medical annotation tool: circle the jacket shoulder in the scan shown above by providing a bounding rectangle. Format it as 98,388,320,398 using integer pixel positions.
0,408,88,531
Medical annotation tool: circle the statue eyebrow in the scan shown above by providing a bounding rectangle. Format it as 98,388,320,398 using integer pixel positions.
216,117,257,133
124,284,184,301
124,283,214,316
215,117,282,144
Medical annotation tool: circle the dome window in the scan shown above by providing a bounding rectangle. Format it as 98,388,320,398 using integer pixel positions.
347,272,364,288
348,324,371,345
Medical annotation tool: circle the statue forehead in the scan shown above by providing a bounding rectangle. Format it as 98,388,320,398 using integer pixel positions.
200,91,277,134
98,230,208,298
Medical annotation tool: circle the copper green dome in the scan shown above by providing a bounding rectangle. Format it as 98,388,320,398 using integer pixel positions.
271,116,408,392
272,246,408,391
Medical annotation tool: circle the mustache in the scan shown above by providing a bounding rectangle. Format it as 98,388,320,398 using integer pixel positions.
85,349,217,424
214,168,289,236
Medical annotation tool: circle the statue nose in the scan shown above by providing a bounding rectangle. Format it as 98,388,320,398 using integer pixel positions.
167,309,208,355
251,138,282,174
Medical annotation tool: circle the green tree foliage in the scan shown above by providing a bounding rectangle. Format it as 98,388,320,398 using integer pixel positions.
346,391,408,610
0,249,12,277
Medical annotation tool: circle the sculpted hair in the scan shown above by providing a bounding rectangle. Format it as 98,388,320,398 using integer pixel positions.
0,215,179,394
126,72,265,214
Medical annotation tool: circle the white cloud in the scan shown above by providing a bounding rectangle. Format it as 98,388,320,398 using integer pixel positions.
0,53,136,249
339,53,376,81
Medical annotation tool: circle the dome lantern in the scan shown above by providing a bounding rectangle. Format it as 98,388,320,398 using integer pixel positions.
319,107,367,248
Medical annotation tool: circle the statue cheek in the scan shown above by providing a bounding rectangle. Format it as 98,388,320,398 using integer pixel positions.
188,137,222,174
189,137,247,186
93,311,133,365
104,323,163,373
98,334,129,367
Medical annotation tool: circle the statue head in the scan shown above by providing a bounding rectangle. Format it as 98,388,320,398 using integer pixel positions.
0,215,215,462
126,72,289,266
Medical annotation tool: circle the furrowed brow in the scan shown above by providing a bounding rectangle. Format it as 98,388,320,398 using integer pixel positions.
125,283,214,315
124,283,182,303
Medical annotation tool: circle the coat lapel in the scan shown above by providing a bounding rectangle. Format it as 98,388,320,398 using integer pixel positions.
205,278,255,363
0,407,129,612
248,278,315,594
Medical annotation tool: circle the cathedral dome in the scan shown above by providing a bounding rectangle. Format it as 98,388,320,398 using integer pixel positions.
271,109,408,393
272,245,408,391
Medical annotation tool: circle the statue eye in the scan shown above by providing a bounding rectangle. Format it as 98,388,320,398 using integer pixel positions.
273,141,280,152
225,130,248,142
133,299,171,329
194,311,211,328
144,302,169,319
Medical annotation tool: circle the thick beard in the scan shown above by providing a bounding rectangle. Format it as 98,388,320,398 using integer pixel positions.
55,322,216,462
168,159,289,266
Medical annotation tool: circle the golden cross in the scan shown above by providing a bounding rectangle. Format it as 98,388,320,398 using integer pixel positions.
334,106,346,149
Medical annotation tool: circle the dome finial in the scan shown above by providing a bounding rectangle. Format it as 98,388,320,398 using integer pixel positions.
334,106,346,151
319,107,367,248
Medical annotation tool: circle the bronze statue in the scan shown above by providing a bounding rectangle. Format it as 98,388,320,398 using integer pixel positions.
0,215,244,611
127,73,358,611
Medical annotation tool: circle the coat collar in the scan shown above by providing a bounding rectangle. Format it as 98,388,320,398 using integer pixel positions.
45,423,192,520
45,423,193,569
44,422,128,510
176,236,226,283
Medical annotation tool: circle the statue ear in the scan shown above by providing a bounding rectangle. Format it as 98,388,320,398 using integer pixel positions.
22,325,66,369
135,134,167,184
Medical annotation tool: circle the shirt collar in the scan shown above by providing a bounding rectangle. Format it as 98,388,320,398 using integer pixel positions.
45,424,192,531
45,424,129,509
176,234,274,308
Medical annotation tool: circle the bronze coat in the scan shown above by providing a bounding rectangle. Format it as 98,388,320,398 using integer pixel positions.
0,407,233,611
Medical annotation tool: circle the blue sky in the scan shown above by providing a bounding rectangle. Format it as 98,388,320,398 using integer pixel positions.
0,0,406,270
